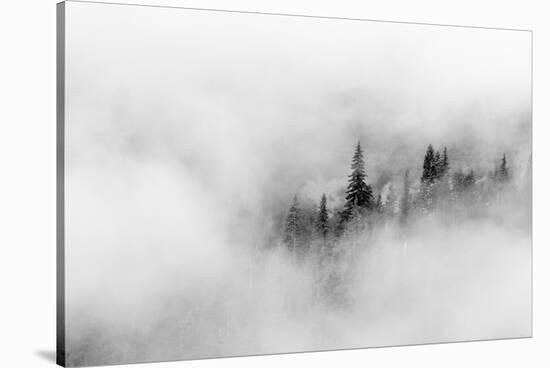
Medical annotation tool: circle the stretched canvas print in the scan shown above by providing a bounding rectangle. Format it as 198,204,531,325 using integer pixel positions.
57,1,532,366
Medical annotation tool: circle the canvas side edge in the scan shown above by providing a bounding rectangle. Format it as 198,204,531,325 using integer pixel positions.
56,2,67,367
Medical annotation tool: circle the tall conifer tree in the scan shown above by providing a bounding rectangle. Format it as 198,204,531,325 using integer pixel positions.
434,150,441,177
421,144,437,184
497,153,509,182
316,194,329,240
442,147,449,175
435,147,449,179
419,144,438,212
339,142,374,225
284,195,301,254
399,169,411,224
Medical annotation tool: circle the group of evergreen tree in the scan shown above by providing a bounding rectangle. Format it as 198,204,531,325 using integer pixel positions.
421,145,449,184
417,145,450,212
281,141,511,255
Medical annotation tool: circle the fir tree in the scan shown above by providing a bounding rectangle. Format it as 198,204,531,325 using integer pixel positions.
419,144,438,212
434,150,441,177
497,153,509,182
435,147,449,179
399,170,411,224
421,144,437,184
442,147,449,174
339,142,374,226
316,194,329,240
284,195,301,254
433,147,451,211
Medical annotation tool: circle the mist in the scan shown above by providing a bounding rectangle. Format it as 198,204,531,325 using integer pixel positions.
63,2,531,366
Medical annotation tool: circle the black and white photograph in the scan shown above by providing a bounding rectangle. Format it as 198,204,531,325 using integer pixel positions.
57,1,531,366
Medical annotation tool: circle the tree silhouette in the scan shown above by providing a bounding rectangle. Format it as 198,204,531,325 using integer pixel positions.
284,195,301,255
442,147,449,175
435,147,449,179
399,169,411,224
434,150,441,177
497,153,509,182
338,142,374,227
316,193,329,240
421,144,437,184
419,144,438,211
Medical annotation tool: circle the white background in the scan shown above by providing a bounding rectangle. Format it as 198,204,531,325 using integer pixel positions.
0,0,547,367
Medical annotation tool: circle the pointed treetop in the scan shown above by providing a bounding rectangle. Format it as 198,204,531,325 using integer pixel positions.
345,141,372,207
350,141,366,173
338,141,374,230
442,147,449,174
284,194,301,250
421,144,436,184
316,193,329,239
498,153,509,182
400,169,411,222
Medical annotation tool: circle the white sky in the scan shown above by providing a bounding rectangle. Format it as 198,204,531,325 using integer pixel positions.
65,0,532,218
